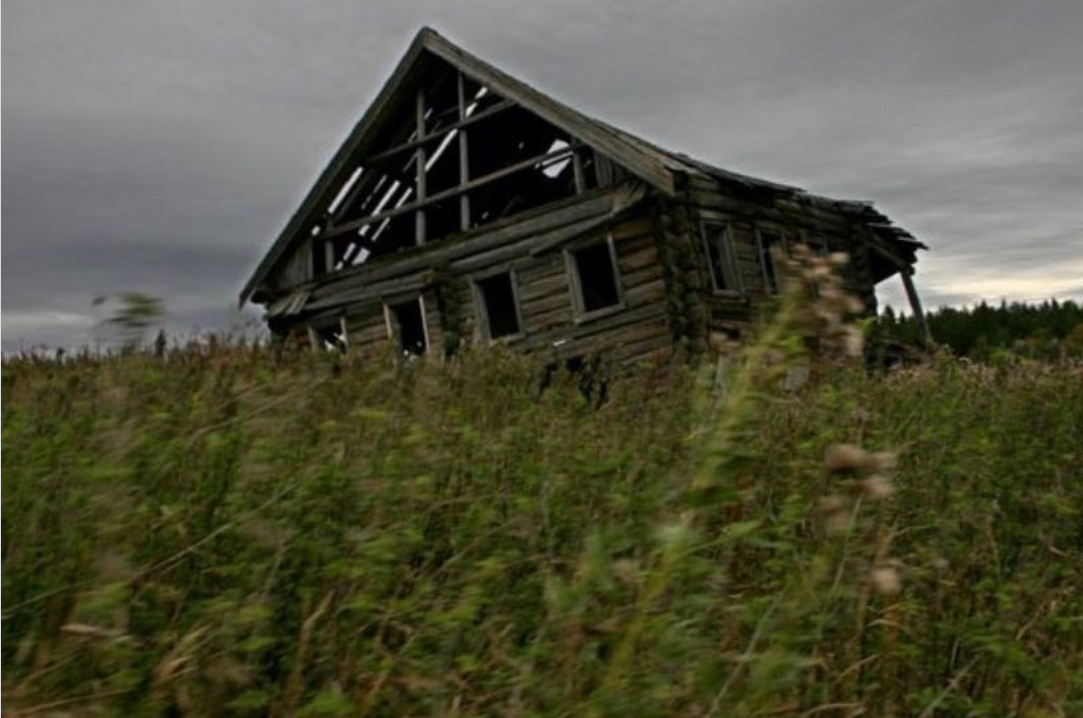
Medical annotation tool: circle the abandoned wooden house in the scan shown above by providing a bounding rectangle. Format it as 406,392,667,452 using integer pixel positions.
241,27,929,365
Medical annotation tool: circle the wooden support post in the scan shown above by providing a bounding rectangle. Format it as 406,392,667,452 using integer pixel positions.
457,72,471,231
323,237,336,273
415,87,427,246
900,267,933,345
572,150,586,194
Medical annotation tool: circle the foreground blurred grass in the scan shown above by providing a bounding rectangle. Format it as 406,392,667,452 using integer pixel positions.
3,343,1082,717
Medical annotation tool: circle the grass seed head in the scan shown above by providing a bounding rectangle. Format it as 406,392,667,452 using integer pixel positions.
869,566,902,596
860,474,895,500
824,444,869,472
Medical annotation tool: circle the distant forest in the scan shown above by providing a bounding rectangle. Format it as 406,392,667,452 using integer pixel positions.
878,298,1083,359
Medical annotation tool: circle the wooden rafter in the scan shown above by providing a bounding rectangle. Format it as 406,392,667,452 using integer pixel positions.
323,143,582,239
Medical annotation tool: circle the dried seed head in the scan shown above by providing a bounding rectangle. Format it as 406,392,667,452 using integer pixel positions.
841,326,865,358
844,295,865,315
824,444,869,472
869,566,902,596
864,451,898,473
860,474,895,500
818,495,849,514
818,495,852,534
611,559,641,587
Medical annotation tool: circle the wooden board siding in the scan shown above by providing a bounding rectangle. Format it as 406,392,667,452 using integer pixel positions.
678,174,882,340
274,184,675,368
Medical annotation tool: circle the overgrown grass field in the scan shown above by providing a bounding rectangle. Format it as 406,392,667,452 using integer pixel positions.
4,258,1083,718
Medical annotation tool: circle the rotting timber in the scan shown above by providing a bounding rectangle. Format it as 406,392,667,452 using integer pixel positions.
240,28,929,365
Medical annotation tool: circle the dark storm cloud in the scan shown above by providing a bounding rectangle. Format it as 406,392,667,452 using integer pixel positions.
4,0,1082,349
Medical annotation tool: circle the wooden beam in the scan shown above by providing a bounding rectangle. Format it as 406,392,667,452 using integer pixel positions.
363,99,514,165
324,143,582,239
572,150,586,194
900,268,933,346
415,87,427,246
457,71,471,231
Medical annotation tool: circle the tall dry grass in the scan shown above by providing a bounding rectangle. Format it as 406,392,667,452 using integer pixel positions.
3,254,1081,716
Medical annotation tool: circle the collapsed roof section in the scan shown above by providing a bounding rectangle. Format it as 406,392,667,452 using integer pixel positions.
240,27,923,306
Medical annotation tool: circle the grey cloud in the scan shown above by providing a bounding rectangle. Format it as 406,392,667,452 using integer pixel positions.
4,0,1082,350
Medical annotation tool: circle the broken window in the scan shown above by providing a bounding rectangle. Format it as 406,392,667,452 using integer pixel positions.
309,319,348,351
757,228,784,294
568,236,623,317
701,222,742,294
803,236,829,257
386,297,429,356
474,271,522,340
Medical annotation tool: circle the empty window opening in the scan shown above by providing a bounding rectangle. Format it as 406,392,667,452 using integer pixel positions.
475,272,522,340
309,320,347,352
569,239,623,315
805,237,829,257
702,223,742,293
468,106,572,180
387,298,428,356
758,230,784,294
422,64,460,135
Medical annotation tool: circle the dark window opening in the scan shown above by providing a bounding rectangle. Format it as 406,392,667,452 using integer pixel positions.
758,230,784,294
468,149,578,230
311,321,347,352
467,106,567,177
570,240,622,314
804,237,829,257
476,272,522,339
702,223,741,293
425,197,462,244
422,63,460,135
389,299,428,356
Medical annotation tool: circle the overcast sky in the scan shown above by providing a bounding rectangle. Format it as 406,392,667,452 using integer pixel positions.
4,0,1082,350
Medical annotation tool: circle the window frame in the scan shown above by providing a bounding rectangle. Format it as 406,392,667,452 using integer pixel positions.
700,220,744,297
564,233,626,323
382,294,431,357
755,225,787,295
307,316,349,352
470,268,526,343
798,232,830,257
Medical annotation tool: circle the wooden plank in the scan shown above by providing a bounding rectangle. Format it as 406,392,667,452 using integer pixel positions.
306,271,433,310
295,190,620,296
521,289,572,317
422,31,677,196
617,242,660,275
624,277,667,307
326,143,583,238
518,303,667,352
415,87,427,246
517,273,570,303
364,99,515,164
457,71,472,231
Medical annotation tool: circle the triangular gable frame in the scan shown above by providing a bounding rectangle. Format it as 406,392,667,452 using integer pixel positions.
240,28,677,306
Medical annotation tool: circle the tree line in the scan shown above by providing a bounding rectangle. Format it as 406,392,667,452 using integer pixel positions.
878,298,1083,360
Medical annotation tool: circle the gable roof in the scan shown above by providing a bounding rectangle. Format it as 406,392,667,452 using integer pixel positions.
241,27,922,306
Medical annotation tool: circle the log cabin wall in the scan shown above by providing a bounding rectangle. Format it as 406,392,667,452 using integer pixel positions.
676,172,881,342
272,182,676,368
